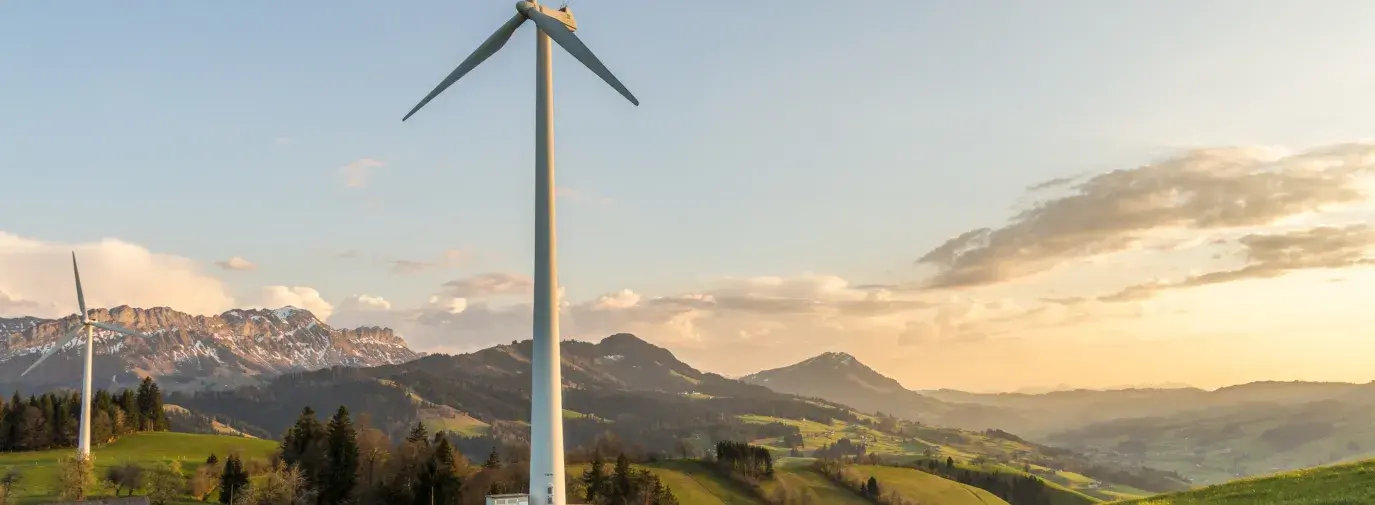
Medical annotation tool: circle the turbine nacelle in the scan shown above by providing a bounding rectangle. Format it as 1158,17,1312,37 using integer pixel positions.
516,1,577,32
401,0,635,122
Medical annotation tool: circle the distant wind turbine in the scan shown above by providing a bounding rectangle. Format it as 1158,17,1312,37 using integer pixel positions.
23,252,148,460
400,2,638,503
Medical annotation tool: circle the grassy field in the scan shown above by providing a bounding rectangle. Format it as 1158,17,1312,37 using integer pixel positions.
761,468,870,505
569,458,1020,505
1117,458,1375,505
849,465,1010,505
569,460,765,504
0,432,278,505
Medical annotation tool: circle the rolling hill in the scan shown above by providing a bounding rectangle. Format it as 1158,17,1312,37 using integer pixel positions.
1118,458,1375,504
741,352,1027,431
1047,397,1375,486
163,333,1176,496
742,352,1375,487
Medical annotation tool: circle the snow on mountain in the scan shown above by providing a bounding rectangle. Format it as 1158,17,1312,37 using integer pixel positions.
0,305,422,392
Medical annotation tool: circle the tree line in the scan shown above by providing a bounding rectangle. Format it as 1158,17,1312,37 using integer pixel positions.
575,451,679,505
0,377,168,452
713,440,774,482
181,405,688,505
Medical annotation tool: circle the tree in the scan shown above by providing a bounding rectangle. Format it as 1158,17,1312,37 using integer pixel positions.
281,406,327,490
405,422,429,445
236,460,314,505
356,423,391,491
612,453,633,503
321,406,359,505
0,469,22,505
483,446,502,469
136,377,168,431
191,463,222,502
56,456,94,501
147,458,187,505
105,462,145,496
866,476,880,498
220,453,250,504
119,390,141,434
946,456,954,469
418,437,462,505
581,450,607,503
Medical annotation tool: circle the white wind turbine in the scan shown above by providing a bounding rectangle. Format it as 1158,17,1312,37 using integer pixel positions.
22,252,148,460
401,2,638,503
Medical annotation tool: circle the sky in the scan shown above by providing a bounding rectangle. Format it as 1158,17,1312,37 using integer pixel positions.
3,1,1375,392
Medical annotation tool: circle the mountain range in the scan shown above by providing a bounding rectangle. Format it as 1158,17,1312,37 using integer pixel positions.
0,305,421,392
5,304,1372,487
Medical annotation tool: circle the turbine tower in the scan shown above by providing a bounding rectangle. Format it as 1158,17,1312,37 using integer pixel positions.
22,252,148,460
401,2,637,503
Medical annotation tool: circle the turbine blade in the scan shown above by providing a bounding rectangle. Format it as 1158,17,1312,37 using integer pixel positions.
88,321,147,339
21,326,82,376
526,8,639,106
72,252,87,319
402,13,528,121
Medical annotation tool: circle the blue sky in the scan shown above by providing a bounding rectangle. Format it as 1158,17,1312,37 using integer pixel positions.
5,1,1375,389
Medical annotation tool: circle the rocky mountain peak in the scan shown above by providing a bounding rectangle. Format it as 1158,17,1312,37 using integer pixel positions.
0,305,422,392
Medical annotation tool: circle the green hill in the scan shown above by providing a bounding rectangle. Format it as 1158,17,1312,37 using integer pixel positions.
0,432,278,504
849,465,1009,504
570,460,766,505
1118,458,1375,504
570,459,1014,505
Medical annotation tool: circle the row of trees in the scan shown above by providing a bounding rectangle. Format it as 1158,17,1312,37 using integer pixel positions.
812,437,867,460
0,377,168,452
576,451,679,505
908,458,1054,505
232,406,683,505
713,441,774,482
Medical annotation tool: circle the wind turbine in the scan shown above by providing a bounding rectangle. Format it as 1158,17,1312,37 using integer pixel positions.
401,2,637,503
22,252,147,460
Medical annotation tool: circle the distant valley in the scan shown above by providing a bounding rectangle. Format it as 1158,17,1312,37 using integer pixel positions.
743,352,1375,485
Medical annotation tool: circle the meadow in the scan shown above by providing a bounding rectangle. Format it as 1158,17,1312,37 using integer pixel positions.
0,432,277,504
1118,458,1375,505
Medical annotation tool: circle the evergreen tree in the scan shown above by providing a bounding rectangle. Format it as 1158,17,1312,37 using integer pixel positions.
218,453,249,504
419,437,462,505
135,377,167,431
322,406,359,505
281,406,328,490
867,476,880,498
483,446,502,469
581,450,607,503
405,422,429,445
612,453,633,503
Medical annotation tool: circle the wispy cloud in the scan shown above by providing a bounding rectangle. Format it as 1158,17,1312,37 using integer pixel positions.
1100,224,1375,302
339,158,387,189
215,256,258,271
388,248,474,275
918,143,1375,289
